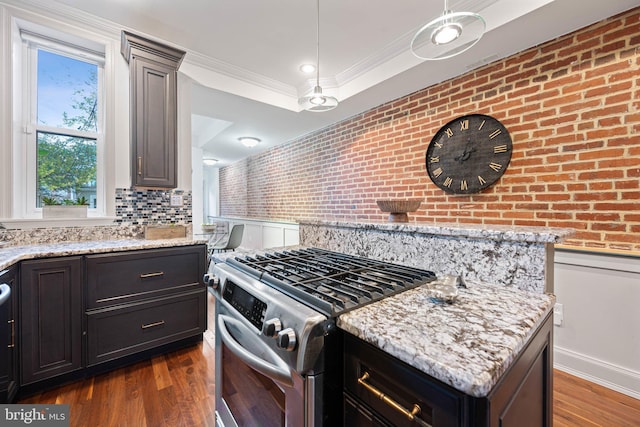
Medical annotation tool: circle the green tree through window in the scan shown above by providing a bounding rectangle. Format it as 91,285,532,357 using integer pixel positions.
35,49,98,208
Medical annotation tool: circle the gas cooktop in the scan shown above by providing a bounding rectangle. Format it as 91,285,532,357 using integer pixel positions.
224,247,437,317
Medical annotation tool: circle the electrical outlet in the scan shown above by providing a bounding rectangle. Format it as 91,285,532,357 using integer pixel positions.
553,303,563,326
170,194,183,207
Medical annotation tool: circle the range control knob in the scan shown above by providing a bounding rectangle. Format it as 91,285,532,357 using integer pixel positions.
203,274,220,289
277,328,297,352
263,318,282,338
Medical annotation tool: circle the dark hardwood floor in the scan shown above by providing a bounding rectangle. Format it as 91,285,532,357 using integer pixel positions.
18,293,640,426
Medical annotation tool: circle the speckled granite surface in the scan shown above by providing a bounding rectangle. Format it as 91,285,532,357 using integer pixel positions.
299,220,574,293
337,280,554,397
0,224,193,247
0,238,207,271
300,220,573,243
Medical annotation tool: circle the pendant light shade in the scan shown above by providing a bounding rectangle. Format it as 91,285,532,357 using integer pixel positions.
299,0,338,112
411,0,485,61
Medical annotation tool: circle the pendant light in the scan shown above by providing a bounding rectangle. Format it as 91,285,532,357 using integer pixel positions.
299,0,338,112
411,0,485,61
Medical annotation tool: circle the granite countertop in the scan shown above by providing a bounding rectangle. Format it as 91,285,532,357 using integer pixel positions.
299,219,574,244
0,238,207,271
337,281,555,398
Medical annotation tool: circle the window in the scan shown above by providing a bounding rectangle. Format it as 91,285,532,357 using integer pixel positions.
17,27,105,217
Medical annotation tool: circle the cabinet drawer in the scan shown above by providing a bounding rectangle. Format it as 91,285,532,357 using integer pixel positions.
86,290,206,366
344,333,466,427
86,245,206,309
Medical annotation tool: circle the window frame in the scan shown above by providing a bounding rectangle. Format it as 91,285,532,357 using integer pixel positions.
14,23,107,218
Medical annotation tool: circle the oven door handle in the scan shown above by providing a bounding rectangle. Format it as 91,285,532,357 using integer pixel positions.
217,314,294,387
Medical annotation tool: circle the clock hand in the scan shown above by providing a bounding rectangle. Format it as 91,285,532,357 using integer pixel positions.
454,139,476,162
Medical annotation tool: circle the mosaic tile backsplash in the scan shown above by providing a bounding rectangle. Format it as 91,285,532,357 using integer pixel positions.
115,188,192,225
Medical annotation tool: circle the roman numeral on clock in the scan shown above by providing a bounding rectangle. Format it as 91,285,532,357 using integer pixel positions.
429,156,440,163
432,167,443,178
494,145,508,153
489,129,502,139
489,162,503,172
443,177,453,187
461,180,468,191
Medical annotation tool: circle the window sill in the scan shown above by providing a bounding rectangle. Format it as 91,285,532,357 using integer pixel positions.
0,217,119,229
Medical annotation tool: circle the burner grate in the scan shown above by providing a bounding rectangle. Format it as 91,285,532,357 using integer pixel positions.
226,248,436,317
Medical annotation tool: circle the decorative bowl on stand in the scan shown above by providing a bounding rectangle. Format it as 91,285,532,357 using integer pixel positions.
376,199,422,222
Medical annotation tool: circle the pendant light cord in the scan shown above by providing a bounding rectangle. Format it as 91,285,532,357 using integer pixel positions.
315,0,321,87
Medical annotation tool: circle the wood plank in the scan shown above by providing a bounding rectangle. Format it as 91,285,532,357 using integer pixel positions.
151,354,173,391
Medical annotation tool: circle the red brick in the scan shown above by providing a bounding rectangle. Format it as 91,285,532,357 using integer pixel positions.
219,8,640,254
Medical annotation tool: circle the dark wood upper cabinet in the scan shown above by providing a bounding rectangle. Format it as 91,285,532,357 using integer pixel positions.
121,31,186,188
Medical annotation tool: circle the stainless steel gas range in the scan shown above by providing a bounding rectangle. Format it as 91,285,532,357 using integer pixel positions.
206,247,436,427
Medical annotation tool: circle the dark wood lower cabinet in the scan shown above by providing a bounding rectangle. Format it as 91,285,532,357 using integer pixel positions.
86,290,206,366
20,257,83,385
343,313,553,427
14,244,207,398
0,266,18,403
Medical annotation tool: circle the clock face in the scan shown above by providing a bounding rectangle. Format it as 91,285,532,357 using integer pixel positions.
425,114,512,194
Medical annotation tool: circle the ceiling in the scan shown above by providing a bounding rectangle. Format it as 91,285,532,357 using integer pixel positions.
16,0,640,167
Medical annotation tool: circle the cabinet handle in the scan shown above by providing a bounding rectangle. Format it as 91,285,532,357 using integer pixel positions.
137,156,142,175
358,371,421,422
7,319,14,349
140,272,164,279
141,320,165,329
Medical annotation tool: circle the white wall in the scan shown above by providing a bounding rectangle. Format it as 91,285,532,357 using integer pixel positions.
203,166,219,222
213,217,299,250
554,249,640,399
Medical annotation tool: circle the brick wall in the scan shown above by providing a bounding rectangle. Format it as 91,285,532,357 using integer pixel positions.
220,7,640,252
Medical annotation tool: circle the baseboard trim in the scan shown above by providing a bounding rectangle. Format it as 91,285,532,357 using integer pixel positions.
554,345,640,399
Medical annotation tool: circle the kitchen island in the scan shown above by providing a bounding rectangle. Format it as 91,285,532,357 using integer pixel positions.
338,280,554,426
211,245,555,425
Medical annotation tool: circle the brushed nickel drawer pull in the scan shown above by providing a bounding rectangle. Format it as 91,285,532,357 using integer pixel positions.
137,156,142,175
140,272,164,279
141,320,165,329
358,371,421,421
8,319,14,348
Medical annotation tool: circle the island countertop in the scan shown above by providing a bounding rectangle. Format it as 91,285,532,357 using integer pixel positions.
337,280,555,398
298,219,574,244
0,238,207,271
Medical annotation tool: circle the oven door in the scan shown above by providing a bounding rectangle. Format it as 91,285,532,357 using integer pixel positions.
215,300,305,427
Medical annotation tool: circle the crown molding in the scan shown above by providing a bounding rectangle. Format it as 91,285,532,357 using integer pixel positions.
1,0,299,102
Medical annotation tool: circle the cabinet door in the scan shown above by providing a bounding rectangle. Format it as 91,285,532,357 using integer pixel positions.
131,56,177,188
86,290,206,366
20,257,83,385
0,266,18,402
344,333,465,427
85,245,206,309
344,393,392,427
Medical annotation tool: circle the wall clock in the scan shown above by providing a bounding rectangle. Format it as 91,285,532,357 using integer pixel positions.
425,114,512,194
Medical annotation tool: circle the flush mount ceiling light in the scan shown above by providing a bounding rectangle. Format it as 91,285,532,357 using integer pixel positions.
203,158,218,166
238,137,261,148
299,63,316,74
411,0,485,61
298,0,338,112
